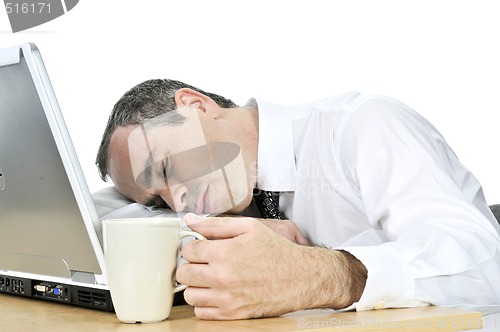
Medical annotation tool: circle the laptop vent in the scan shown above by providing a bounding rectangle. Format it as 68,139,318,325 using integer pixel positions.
76,290,108,308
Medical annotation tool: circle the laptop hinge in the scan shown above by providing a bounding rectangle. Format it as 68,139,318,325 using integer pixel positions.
0,45,21,66
71,271,96,284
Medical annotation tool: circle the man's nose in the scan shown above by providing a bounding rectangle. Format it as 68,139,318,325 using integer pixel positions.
161,185,188,212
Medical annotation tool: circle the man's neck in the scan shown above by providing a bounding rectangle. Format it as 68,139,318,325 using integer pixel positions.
225,105,259,189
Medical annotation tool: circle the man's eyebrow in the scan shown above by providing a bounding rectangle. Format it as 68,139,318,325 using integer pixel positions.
143,195,157,207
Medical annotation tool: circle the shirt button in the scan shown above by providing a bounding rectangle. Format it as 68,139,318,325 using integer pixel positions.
373,301,385,309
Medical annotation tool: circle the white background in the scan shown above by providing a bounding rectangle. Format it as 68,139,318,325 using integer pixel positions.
1,0,500,204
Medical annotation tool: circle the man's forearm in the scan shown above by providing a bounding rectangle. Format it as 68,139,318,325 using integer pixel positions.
301,246,367,310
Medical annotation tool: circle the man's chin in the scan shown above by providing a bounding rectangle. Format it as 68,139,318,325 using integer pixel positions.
221,199,253,215
206,193,253,215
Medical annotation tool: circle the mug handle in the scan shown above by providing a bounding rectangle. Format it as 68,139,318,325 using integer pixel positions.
173,230,207,293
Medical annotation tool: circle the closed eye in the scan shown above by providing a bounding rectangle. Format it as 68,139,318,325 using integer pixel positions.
161,157,173,180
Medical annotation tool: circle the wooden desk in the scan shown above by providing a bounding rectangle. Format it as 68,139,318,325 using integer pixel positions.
0,293,482,331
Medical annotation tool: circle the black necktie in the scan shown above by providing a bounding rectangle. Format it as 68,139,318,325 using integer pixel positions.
253,188,287,220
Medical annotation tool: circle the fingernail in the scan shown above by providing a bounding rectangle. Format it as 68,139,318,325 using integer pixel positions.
183,213,203,226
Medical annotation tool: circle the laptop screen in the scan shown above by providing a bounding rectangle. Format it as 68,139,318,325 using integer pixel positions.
0,44,104,280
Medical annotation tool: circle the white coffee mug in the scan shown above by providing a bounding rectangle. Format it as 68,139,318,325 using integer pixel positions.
102,217,205,323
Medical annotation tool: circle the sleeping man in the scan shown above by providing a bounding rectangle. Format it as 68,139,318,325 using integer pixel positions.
96,78,500,321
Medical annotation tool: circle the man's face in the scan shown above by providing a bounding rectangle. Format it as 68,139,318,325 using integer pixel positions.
108,107,253,215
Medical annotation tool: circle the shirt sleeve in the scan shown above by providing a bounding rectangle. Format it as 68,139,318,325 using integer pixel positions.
336,96,500,314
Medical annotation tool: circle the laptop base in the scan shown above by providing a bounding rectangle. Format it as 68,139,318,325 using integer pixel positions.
0,273,113,312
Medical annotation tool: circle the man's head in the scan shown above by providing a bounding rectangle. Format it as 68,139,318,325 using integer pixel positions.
96,79,258,215
96,79,237,181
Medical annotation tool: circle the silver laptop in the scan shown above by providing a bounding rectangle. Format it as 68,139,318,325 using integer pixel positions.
0,43,112,311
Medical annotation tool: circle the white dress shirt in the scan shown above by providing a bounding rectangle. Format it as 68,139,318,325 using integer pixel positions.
255,93,500,317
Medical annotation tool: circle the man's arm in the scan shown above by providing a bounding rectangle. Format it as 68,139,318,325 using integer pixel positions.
336,97,500,312
176,215,367,320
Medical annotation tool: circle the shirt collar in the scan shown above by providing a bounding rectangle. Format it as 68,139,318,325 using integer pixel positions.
253,98,296,192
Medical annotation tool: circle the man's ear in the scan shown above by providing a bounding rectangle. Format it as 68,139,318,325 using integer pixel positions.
174,88,221,118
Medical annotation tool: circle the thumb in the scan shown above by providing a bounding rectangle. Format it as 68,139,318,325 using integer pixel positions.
183,213,257,240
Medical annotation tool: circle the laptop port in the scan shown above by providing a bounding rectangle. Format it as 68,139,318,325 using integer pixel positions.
33,281,69,302
35,284,51,293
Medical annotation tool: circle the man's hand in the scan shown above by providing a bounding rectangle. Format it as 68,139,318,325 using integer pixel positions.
256,218,309,245
176,214,367,320
215,214,309,245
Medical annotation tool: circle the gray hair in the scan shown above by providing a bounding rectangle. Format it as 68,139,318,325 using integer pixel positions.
95,79,238,181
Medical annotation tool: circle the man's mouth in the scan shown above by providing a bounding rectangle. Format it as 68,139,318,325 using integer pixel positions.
195,186,209,214
203,187,212,214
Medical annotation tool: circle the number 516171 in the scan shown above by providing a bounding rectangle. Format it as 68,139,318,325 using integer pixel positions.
5,2,51,14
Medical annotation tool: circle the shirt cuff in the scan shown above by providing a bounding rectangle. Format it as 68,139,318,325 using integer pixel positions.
340,244,428,311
